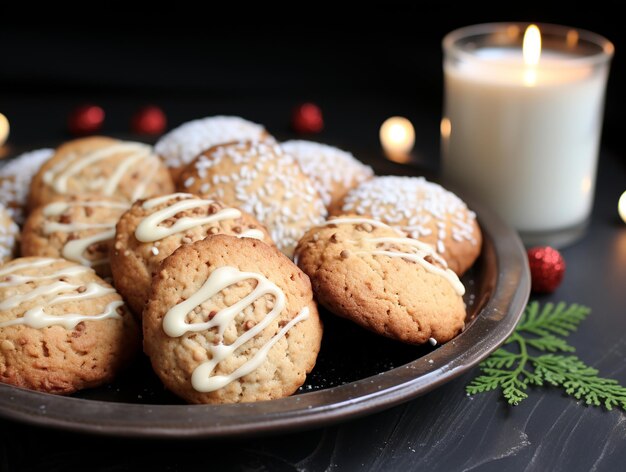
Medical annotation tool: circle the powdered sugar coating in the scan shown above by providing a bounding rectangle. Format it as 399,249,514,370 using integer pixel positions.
155,116,270,170
0,148,53,224
0,204,19,263
180,141,327,258
340,176,480,274
281,140,373,209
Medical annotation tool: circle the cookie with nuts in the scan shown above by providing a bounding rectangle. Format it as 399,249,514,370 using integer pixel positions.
28,136,174,211
0,257,139,394
111,193,274,316
336,176,482,275
295,216,466,345
21,195,129,277
143,235,323,404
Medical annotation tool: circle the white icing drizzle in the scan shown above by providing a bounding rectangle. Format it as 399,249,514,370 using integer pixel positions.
42,142,157,198
162,266,309,393
312,217,465,296
0,263,89,287
238,228,265,240
0,301,123,330
43,200,129,216
0,259,122,330
135,194,263,243
358,237,465,296
41,200,129,267
62,229,116,266
142,193,194,210
320,216,394,230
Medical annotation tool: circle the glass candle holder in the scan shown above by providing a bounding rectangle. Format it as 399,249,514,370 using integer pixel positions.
441,23,614,247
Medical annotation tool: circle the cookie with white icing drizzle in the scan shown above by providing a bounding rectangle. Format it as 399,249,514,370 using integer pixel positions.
155,116,272,182
281,140,373,212
111,193,274,316
21,195,129,277
178,141,327,258
336,176,482,275
143,235,322,404
0,148,54,224
0,204,19,264
294,215,466,345
27,136,174,211
0,257,139,394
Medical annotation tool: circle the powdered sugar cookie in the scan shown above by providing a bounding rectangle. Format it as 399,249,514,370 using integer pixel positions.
281,140,373,212
179,141,327,258
156,116,271,182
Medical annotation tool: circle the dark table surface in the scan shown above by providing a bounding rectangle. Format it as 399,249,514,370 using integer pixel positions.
2,10,626,470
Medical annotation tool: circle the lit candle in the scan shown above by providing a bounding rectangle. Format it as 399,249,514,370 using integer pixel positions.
380,116,415,162
442,23,613,246
0,113,8,147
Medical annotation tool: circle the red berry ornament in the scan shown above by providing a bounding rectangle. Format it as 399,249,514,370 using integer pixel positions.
68,105,105,135
291,102,324,134
131,105,167,135
527,246,566,293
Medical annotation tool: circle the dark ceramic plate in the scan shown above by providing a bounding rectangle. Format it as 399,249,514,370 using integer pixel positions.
0,193,530,437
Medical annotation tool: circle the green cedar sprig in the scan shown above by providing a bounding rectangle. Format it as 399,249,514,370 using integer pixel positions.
467,302,626,410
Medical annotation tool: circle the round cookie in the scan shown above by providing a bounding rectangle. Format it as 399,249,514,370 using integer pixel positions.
143,235,323,404
0,204,19,264
111,193,274,316
337,176,481,275
155,116,272,182
178,141,327,258
0,257,139,394
295,216,466,345
281,140,373,212
21,195,129,277
0,148,54,224
28,136,174,211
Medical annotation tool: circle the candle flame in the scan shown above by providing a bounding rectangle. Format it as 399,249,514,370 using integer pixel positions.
523,25,541,66
523,25,541,86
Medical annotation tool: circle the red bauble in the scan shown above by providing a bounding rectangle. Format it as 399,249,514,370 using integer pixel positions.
291,102,324,134
131,105,167,135
527,246,566,293
68,105,105,135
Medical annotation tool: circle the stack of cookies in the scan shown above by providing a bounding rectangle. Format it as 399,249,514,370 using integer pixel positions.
0,115,482,405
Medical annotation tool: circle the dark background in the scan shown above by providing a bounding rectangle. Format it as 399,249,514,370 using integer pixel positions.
0,4,623,156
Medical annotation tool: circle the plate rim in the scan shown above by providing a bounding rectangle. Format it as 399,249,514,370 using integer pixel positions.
0,194,530,438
